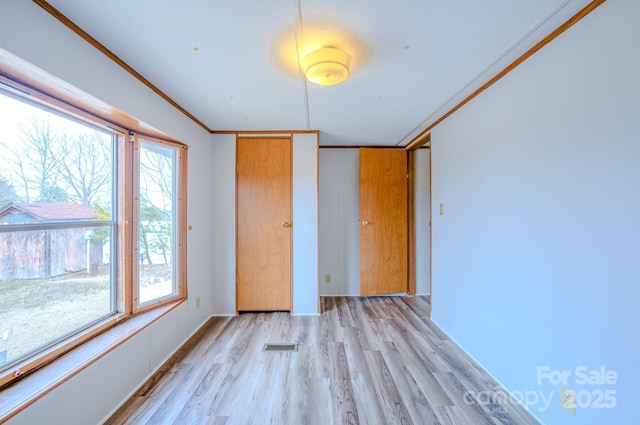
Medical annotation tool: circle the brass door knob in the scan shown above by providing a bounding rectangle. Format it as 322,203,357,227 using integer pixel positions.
282,221,291,228
360,219,369,226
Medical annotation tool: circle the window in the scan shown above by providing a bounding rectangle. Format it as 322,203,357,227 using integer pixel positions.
135,138,183,309
0,76,187,388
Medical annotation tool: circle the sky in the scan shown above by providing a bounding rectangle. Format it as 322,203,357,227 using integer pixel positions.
0,87,172,213
0,88,110,203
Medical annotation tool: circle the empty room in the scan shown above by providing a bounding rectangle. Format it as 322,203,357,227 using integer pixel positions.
0,0,637,424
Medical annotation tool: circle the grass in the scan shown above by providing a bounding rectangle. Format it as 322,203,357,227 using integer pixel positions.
0,264,171,368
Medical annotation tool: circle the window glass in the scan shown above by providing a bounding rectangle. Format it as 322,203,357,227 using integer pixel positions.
0,91,115,371
137,139,177,305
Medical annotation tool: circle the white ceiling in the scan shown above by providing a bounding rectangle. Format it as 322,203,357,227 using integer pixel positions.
44,0,592,146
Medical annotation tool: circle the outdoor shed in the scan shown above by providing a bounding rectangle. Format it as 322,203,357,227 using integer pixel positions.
0,202,97,280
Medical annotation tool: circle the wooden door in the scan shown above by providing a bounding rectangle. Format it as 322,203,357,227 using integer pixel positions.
237,137,292,311
359,148,408,296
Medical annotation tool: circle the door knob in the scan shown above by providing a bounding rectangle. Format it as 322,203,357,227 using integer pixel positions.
360,219,369,226
282,221,291,228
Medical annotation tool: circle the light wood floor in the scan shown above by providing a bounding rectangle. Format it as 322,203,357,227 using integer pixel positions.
105,296,539,425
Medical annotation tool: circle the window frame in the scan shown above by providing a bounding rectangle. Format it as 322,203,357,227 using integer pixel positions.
0,54,188,392
132,134,188,314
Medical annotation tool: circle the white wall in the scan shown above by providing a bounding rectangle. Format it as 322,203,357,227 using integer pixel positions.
211,134,237,315
431,1,639,424
414,148,431,295
292,134,320,314
0,1,215,424
319,149,360,296
211,133,319,315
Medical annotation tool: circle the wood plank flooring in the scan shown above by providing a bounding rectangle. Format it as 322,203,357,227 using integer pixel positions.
105,297,540,425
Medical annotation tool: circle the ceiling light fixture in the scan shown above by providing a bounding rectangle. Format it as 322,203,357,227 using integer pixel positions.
302,46,352,86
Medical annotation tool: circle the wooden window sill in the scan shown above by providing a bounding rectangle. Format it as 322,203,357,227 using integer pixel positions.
0,299,184,423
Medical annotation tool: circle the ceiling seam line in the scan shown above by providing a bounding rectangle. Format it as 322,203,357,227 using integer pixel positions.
292,0,311,130
399,0,587,148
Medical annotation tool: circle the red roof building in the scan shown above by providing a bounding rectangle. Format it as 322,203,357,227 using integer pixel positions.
0,202,97,224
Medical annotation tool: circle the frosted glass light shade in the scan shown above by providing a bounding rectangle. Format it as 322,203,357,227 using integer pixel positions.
302,47,352,86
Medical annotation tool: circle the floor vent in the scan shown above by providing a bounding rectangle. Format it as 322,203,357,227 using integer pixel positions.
263,343,298,352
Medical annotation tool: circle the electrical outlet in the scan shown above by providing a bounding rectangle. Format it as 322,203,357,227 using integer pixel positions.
196,296,201,309
325,274,331,283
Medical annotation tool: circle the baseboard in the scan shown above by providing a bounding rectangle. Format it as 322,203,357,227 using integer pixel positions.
429,318,545,424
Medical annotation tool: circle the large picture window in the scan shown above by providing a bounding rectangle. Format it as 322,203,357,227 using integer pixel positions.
0,76,187,388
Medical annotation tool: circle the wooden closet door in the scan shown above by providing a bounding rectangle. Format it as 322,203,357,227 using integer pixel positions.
237,137,292,311
359,148,408,296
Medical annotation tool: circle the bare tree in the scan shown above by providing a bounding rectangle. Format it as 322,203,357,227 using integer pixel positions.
139,145,173,211
1,114,112,208
0,142,31,202
0,115,58,202
53,132,112,206
0,176,17,206
17,115,59,202
138,144,174,264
